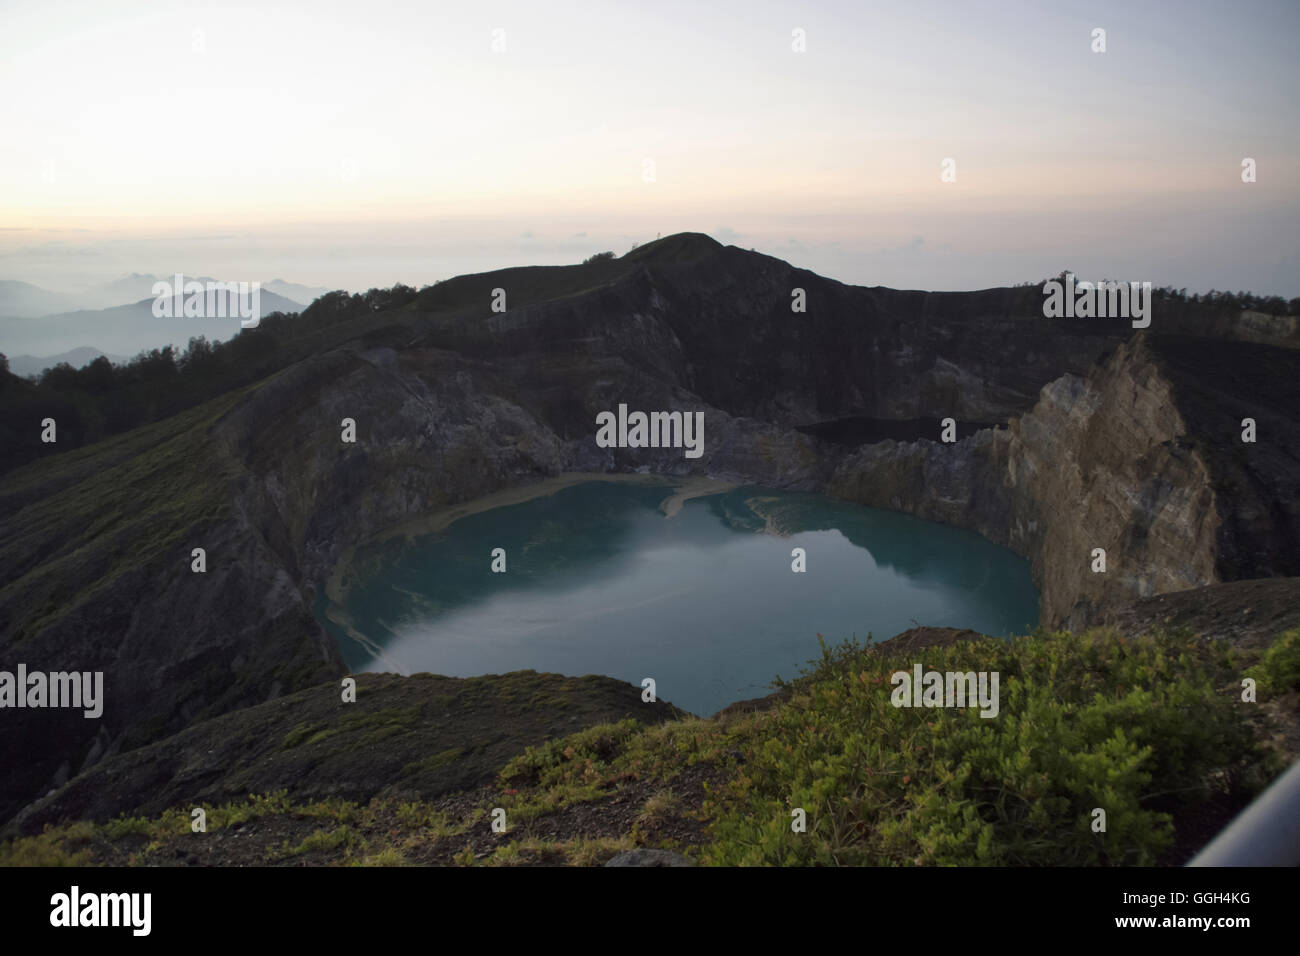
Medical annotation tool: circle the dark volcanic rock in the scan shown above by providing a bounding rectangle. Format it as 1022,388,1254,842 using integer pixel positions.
1094,577,1300,650
828,335,1300,630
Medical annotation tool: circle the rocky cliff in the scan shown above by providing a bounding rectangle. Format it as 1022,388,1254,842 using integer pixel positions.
827,334,1300,628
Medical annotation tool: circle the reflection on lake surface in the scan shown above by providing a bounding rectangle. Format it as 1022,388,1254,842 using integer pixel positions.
320,481,1039,716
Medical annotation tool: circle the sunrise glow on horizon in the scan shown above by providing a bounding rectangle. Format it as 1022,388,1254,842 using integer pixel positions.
2,0,1297,295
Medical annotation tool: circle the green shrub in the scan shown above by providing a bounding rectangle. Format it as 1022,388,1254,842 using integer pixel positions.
1247,628,1300,696
702,628,1258,866
100,815,152,841
0,829,92,866
291,824,360,856
499,718,642,786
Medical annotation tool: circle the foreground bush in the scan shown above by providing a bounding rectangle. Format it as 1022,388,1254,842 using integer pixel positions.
1247,628,1300,697
702,628,1262,866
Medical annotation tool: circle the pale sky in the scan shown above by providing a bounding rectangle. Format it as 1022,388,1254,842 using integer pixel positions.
1,0,1297,296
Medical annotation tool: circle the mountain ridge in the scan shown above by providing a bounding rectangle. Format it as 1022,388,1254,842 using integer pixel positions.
1,232,1297,826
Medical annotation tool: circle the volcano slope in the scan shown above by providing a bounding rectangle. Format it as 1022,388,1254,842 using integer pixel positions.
1,232,1298,833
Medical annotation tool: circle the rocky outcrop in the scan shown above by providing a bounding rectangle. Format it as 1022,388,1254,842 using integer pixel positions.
1171,308,1300,349
1145,337,1300,581
828,335,1286,628
996,336,1223,628
1094,577,1300,651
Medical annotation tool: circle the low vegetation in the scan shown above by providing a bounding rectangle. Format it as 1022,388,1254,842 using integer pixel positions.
2,627,1286,867
1247,628,1300,697
703,627,1268,865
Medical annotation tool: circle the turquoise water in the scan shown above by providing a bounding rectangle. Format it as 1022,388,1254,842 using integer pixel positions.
321,481,1039,716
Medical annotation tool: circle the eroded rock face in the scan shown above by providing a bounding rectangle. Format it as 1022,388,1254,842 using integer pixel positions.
828,332,1300,629
999,338,1223,628
216,346,835,604
829,337,1227,628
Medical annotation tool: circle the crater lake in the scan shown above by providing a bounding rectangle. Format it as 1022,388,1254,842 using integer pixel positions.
319,479,1039,717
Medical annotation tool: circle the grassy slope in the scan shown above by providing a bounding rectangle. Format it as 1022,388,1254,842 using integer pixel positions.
0,390,245,643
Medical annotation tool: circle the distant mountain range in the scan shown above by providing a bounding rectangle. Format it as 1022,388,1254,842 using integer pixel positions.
0,280,82,319
0,283,316,360
0,275,330,319
5,347,129,378
264,278,331,304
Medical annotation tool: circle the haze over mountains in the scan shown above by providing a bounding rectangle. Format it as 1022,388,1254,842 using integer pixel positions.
5,347,128,379
0,280,81,319
0,275,329,318
0,275,328,369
